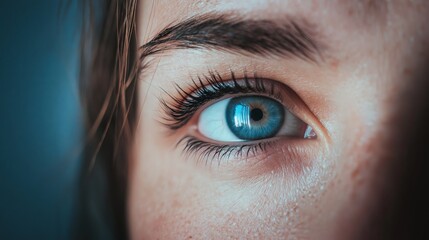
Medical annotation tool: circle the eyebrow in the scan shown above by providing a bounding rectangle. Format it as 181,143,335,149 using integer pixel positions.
139,13,326,66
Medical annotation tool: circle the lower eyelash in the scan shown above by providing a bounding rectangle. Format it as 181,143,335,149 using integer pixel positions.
178,136,274,166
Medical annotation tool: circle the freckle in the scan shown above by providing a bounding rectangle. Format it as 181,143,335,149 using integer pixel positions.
351,165,360,179
330,59,340,70
348,9,354,16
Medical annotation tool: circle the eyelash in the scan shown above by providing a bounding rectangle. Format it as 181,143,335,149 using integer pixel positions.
160,70,299,164
177,136,274,166
160,70,283,130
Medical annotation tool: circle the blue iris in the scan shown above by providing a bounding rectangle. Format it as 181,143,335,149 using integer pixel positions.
225,96,285,140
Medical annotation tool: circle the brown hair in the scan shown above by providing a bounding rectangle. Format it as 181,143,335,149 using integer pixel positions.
76,0,138,239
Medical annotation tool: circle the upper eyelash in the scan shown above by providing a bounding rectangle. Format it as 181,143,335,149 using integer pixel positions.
160,70,281,130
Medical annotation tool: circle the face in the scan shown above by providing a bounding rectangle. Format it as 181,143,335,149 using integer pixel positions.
128,0,429,239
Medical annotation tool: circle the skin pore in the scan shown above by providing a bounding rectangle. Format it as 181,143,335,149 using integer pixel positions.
127,0,429,239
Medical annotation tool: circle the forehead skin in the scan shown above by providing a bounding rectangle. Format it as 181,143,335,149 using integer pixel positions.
131,0,429,239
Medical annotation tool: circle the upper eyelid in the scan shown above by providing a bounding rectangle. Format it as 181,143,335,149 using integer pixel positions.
159,71,294,130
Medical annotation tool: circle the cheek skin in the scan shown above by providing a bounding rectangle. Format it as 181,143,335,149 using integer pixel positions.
129,124,320,239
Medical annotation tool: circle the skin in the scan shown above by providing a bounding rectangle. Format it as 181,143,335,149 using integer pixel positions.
128,0,429,239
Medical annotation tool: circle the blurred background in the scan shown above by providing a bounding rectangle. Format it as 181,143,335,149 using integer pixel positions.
0,1,81,239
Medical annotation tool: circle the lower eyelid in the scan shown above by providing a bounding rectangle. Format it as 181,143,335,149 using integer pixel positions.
177,135,320,180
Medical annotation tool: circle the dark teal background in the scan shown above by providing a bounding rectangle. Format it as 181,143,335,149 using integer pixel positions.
0,1,81,239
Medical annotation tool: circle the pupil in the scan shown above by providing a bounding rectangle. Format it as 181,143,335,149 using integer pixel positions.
250,108,263,121
225,96,285,140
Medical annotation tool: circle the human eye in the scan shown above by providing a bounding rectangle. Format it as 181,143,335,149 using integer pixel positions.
198,95,312,142
160,70,318,168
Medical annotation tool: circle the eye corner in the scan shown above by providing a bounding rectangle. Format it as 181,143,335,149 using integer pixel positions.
303,125,318,139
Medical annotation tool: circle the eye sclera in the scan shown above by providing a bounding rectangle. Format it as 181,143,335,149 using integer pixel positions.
197,94,312,143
